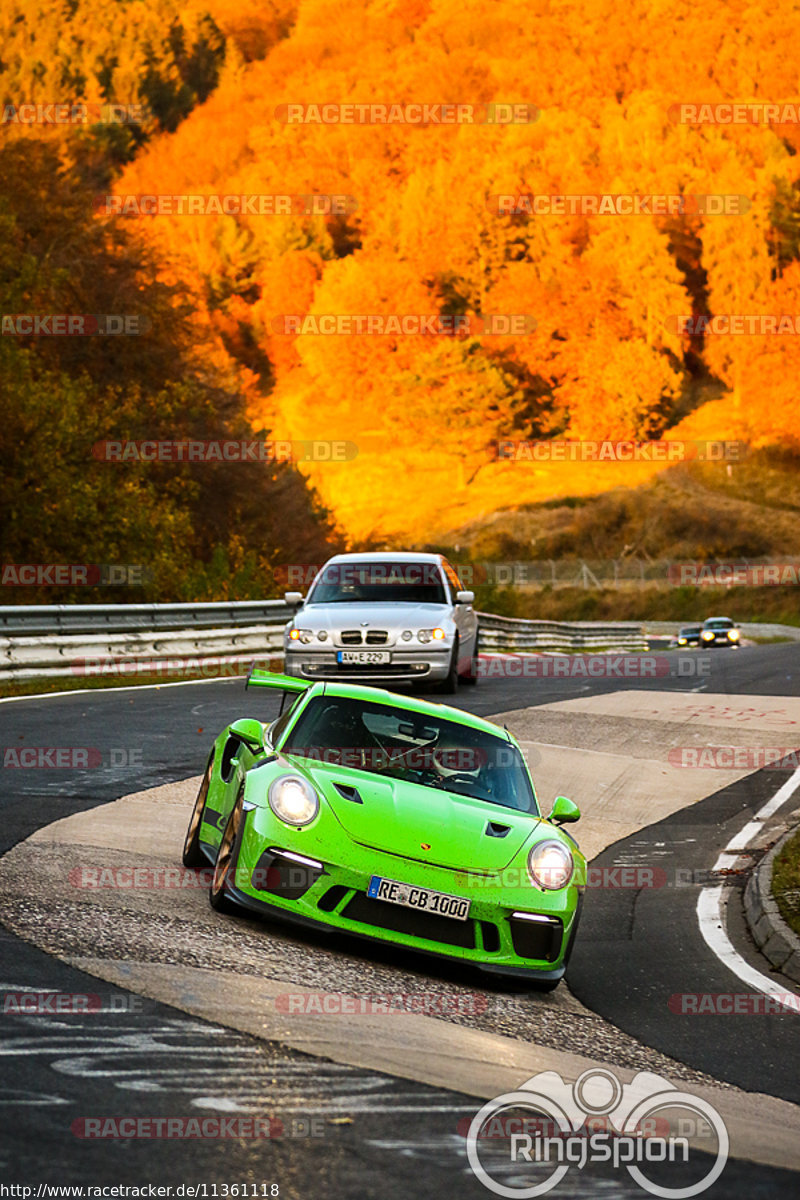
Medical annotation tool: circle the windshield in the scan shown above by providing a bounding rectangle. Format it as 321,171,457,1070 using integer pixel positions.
280,695,539,814
705,619,733,629
307,561,447,605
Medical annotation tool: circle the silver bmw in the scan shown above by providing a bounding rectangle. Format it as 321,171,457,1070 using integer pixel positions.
282,552,480,692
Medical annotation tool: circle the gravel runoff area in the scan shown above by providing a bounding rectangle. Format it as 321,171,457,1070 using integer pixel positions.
1,830,734,1095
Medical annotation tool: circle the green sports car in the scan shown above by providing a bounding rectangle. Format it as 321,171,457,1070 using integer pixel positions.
183,671,586,988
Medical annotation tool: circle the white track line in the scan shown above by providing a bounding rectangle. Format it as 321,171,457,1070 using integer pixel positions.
696,764,800,1012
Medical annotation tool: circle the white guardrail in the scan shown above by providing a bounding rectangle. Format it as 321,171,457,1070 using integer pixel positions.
475,613,648,653
0,603,648,682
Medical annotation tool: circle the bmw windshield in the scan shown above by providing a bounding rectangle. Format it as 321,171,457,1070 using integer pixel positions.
280,695,539,813
307,561,447,605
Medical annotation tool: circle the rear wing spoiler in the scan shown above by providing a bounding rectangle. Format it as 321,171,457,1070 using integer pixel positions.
246,668,310,694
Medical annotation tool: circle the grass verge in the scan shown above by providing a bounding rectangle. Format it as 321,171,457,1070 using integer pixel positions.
472,583,800,625
772,829,800,939
0,670,249,701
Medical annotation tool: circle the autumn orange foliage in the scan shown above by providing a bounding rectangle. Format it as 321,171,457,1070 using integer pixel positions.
96,0,800,537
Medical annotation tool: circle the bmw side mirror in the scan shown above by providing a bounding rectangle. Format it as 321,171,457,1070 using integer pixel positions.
456,590,475,604
284,591,304,606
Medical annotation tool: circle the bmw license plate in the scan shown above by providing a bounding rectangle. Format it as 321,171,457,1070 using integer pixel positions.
368,876,470,921
337,651,390,664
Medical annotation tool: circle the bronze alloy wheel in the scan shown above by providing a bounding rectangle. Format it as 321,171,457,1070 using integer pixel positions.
209,788,244,913
182,754,213,868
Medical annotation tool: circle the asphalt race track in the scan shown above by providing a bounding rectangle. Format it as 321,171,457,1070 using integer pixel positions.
1,642,799,1197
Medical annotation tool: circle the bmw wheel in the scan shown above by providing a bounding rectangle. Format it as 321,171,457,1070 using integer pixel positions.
463,630,480,685
439,636,460,694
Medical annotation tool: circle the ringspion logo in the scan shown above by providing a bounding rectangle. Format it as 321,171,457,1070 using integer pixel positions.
466,1068,728,1197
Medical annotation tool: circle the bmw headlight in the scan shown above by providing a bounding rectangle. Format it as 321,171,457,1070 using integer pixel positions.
729,629,740,640
527,840,574,890
268,775,319,825
678,637,687,645
418,628,446,643
701,630,714,641
288,628,314,644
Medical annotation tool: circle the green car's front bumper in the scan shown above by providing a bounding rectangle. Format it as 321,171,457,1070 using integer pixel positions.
218,803,584,981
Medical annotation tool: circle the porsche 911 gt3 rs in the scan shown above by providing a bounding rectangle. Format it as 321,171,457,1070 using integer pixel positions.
182,671,586,987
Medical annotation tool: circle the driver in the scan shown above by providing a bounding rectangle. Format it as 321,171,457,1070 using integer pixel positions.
310,704,366,767
430,739,482,786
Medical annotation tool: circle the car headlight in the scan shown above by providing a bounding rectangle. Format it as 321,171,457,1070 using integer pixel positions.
418,628,446,643
527,840,574,890
268,775,319,826
701,630,714,641
678,637,687,645
728,629,740,640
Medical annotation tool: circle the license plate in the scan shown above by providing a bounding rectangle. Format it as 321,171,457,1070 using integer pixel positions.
337,651,390,664
367,876,470,921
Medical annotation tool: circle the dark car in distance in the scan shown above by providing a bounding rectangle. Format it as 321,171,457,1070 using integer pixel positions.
700,616,741,648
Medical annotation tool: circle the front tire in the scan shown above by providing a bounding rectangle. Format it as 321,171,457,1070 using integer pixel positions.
530,976,561,993
438,637,460,694
183,754,213,868
209,789,245,914
462,630,480,685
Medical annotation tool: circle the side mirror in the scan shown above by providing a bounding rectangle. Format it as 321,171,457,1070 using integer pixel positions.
284,591,304,605
228,718,265,751
548,795,580,824
456,590,475,605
